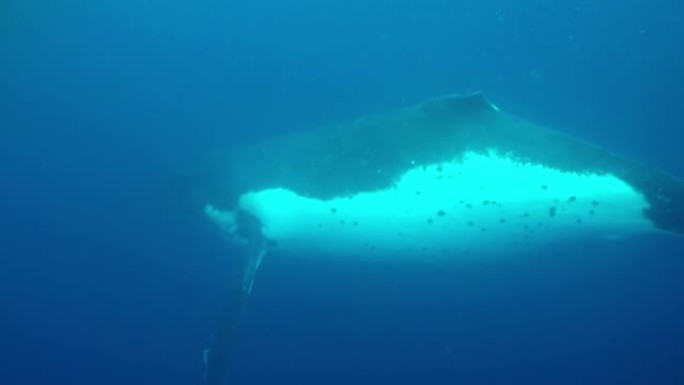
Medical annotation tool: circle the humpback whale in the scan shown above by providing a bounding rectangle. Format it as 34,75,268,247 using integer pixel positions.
196,92,684,384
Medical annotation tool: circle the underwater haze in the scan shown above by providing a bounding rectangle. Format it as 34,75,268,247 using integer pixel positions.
2,1,684,384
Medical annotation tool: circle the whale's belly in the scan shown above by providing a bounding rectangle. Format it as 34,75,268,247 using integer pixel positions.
228,152,654,259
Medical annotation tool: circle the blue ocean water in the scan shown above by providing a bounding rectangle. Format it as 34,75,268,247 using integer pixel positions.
1,1,684,384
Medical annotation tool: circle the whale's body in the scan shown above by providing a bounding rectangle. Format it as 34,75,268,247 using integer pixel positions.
196,93,684,384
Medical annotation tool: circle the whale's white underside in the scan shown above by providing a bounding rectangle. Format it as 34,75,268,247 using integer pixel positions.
206,151,654,259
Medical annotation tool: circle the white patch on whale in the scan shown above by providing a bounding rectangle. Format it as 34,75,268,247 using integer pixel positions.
206,151,654,258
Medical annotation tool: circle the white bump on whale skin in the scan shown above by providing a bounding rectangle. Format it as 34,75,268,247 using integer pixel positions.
230,151,655,259
204,205,245,246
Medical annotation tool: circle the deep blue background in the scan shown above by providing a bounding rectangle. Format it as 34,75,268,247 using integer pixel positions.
1,1,684,384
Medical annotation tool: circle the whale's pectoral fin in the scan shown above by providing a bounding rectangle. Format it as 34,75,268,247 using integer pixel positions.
204,212,266,385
